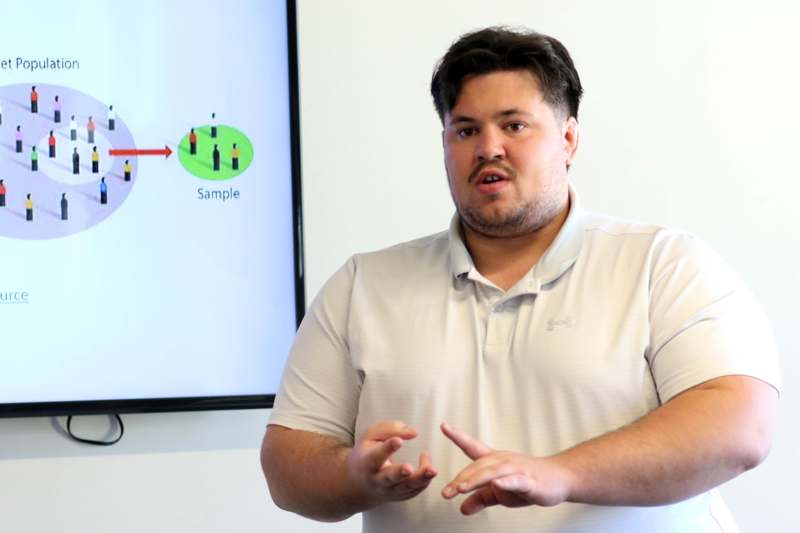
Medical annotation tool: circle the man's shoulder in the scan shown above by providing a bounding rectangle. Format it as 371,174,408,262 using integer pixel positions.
351,229,451,271
577,210,726,274
579,210,703,249
580,210,667,238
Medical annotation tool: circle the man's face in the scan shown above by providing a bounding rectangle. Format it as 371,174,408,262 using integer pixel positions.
443,70,578,238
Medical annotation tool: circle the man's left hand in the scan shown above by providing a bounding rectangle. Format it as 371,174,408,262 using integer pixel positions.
440,422,573,515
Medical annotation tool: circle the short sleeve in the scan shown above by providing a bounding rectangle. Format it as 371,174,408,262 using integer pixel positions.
268,257,362,445
647,233,780,403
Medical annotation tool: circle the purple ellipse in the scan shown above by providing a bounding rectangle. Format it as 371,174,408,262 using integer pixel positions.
0,83,138,240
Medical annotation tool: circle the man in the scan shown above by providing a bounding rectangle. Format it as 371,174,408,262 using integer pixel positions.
87,116,96,144
262,27,780,532
100,177,108,205
124,160,133,182
15,125,23,153
25,194,33,221
212,143,220,171
92,146,100,174
60,193,68,221
231,143,240,170
69,115,78,141
53,95,61,123
189,128,197,155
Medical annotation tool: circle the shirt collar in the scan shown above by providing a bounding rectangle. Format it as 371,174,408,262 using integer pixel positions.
448,186,585,291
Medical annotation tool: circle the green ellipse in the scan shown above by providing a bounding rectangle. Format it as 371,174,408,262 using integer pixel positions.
178,124,253,180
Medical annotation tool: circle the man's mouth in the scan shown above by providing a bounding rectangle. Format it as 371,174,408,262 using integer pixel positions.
470,163,514,185
480,173,505,184
474,169,512,195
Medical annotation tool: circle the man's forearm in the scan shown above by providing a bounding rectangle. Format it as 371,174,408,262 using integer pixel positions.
261,425,373,521
553,376,777,506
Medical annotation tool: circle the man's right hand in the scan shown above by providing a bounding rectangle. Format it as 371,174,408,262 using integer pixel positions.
346,420,438,504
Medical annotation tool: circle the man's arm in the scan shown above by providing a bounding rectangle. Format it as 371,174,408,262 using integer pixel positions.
441,375,777,515
261,420,438,522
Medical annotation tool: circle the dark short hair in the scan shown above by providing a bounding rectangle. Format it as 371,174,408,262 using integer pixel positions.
431,27,583,123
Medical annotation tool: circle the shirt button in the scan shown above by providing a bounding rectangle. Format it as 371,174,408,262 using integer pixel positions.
494,303,504,312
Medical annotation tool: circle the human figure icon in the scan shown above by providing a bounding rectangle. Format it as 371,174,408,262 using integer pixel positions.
124,159,132,182
189,128,197,155
30,86,38,113
87,116,96,144
100,177,108,204
72,147,80,174
48,130,56,158
212,144,220,171
211,112,217,138
15,125,22,153
0,179,6,207
91,146,99,173
31,146,38,171
231,143,240,170
25,194,33,221
60,193,68,220
54,95,62,123
108,105,115,130
69,115,77,141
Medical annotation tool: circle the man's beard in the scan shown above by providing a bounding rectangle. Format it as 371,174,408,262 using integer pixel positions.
446,160,568,239
457,197,562,238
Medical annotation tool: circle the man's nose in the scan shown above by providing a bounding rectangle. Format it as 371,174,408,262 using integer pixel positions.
475,127,506,161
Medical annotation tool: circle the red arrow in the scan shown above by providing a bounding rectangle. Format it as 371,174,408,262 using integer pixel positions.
109,145,172,158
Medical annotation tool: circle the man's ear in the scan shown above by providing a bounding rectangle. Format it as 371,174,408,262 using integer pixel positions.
563,116,579,168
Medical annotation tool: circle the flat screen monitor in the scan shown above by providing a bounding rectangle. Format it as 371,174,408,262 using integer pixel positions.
0,0,304,417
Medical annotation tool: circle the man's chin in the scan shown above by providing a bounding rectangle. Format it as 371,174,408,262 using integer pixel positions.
459,212,531,239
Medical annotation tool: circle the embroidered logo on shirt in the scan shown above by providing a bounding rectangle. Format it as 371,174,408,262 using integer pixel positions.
546,317,575,331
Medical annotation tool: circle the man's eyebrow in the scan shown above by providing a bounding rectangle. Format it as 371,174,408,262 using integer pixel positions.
448,115,476,126
495,108,533,119
448,109,534,126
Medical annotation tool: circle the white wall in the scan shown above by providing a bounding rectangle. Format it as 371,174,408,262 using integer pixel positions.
1,1,798,531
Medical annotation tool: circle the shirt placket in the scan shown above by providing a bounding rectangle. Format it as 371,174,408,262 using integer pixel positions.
484,296,512,359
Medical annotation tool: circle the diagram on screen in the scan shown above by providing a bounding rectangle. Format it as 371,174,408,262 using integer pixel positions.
178,112,253,181
0,82,254,240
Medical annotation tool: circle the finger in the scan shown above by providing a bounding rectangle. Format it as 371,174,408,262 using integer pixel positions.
390,470,436,495
390,453,439,493
441,422,491,460
365,436,404,472
446,460,514,497
460,486,498,516
363,420,418,442
393,483,428,500
418,451,438,478
375,462,414,486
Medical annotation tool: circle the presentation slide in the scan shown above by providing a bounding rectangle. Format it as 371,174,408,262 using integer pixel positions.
0,0,298,406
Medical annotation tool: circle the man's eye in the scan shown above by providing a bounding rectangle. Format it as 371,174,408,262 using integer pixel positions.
457,127,476,138
506,122,526,132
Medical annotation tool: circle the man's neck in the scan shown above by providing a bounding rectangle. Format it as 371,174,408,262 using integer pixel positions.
462,201,570,292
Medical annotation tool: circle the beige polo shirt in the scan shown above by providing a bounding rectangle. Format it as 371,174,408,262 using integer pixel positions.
269,190,780,532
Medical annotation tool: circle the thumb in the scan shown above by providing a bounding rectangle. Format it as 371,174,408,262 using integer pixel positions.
493,474,534,495
361,420,418,442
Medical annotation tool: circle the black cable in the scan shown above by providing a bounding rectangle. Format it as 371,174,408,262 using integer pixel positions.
66,414,124,446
